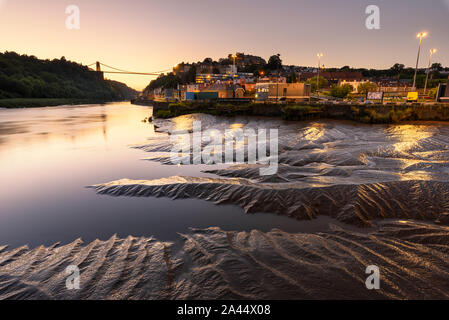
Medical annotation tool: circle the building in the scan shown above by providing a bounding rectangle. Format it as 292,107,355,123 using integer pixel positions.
229,53,266,68
195,91,219,100
196,73,235,84
173,63,193,76
437,81,449,102
202,83,244,99
226,65,238,75
257,76,287,84
299,71,365,85
234,87,245,98
242,82,256,92
186,83,208,92
255,83,311,102
196,71,254,84
149,88,181,101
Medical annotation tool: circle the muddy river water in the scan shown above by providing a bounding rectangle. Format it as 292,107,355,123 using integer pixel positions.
0,102,448,299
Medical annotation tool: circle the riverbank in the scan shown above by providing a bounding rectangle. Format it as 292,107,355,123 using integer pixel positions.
134,100,449,124
0,98,120,109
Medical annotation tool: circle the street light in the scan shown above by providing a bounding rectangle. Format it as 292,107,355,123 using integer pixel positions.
424,48,437,95
317,53,323,93
412,32,427,90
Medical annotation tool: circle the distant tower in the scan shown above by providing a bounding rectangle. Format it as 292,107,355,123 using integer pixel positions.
93,62,104,80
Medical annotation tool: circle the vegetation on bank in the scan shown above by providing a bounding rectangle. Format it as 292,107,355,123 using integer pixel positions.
350,106,414,123
151,101,449,124
0,98,113,109
154,101,256,118
0,51,138,105
350,105,449,123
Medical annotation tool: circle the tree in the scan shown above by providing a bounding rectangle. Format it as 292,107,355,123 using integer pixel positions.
431,63,443,72
219,58,232,65
202,57,213,64
185,65,197,83
147,73,180,90
357,82,379,94
267,54,282,71
0,51,137,100
287,71,298,83
428,87,438,99
305,76,328,92
390,63,405,73
330,84,353,99
390,63,405,79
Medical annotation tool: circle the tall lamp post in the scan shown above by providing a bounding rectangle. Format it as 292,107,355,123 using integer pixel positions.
424,49,437,95
412,32,427,91
317,53,323,94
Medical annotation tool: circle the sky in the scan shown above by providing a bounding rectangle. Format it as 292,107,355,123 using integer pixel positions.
1,0,448,90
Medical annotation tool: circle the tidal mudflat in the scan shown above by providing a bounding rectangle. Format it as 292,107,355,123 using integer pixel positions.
1,105,448,299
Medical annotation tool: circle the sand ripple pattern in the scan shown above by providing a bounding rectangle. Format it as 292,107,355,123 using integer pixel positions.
92,115,449,226
0,221,448,299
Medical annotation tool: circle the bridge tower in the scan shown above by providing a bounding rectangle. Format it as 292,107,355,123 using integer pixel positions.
93,61,104,80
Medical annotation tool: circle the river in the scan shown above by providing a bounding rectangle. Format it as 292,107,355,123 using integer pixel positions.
1,102,448,299
0,102,317,249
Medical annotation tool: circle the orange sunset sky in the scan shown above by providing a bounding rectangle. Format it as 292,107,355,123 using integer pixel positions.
1,0,448,90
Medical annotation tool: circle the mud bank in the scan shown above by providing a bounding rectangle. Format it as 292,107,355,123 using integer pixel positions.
142,100,449,124
91,178,449,226
3,114,449,299
94,114,449,226
0,221,448,299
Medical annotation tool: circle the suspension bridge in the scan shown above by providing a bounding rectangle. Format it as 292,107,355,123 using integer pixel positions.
86,62,171,76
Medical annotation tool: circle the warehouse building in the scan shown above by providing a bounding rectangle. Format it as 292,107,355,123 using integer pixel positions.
255,82,311,102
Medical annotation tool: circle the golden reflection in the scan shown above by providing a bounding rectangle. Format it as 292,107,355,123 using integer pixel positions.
229,123,244,130
386,125,440,181
0,104,154,176
171,116,194,132
302,123,325,142
401,170,432,181
387,125,436,154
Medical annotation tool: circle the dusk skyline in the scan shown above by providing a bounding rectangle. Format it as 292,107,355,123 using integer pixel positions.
1,0,449,90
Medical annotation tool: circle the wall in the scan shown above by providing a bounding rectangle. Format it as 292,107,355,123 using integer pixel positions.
268,83,309,99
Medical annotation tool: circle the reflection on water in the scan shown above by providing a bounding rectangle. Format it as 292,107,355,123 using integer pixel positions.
0,102,311,249
1,105,449,299
3,104,449,249
387,124,435,155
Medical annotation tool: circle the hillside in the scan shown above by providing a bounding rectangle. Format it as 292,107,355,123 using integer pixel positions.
0,52,138,102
